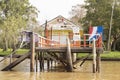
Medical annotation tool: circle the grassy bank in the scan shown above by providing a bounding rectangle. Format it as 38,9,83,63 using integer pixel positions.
77,51,120,59
0,49,120,59
0,49,29,55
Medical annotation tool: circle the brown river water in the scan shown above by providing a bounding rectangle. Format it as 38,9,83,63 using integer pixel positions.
0,57,120,80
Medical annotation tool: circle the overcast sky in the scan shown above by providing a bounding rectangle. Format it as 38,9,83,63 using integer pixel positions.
29,0,84,24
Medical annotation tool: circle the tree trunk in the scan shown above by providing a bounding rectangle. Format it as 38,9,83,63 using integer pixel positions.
111,41,117,51
106,40,111,51
3,37,8,51
12,37,17,53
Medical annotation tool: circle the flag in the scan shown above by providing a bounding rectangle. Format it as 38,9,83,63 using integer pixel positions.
89,26,103,41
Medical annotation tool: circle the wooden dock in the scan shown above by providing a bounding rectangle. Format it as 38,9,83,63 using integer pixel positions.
1,32,103,73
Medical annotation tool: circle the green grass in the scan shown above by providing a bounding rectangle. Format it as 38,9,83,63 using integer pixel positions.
77,51,120,59
0,48,120,59
101,51,120,59
0,49,29,55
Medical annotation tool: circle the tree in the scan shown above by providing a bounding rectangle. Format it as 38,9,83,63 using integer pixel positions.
70,4,86,26
72,0,120,51
0,0,38,51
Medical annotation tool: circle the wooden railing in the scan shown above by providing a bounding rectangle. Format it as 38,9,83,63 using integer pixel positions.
37,35,60,47
36,34,102,48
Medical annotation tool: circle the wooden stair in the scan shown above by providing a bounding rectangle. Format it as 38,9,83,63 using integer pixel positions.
2,52,30,71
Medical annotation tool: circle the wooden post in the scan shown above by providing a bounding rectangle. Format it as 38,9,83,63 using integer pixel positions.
38,52,41,72
72,53,77,63
66,37,73,72
30,32,35,72
36,52,38,72
42,52,44,71
84,35,86,47
47,58,50,71
92,39,96,73
10,54,12,64
40,52,42,71
50,58,53,70
96,52,101,73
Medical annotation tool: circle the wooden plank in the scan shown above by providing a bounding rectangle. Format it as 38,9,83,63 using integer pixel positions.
2,52,30,71
36,47,95,53
73,54,91,65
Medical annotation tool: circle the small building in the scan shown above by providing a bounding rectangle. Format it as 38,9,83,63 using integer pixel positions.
41,15,83,46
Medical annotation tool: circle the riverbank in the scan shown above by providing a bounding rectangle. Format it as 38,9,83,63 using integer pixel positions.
77,51,120,61
0,49,120,61
0,49,29,55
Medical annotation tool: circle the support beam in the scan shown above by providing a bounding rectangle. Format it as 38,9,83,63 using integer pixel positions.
96,52,101,73
92,39,97,73
35,52,38,72
73,54,91,65
72,53,77,63
30,32,35,72
66,38,73,72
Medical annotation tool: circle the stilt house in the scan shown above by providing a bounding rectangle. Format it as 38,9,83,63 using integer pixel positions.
41,15,83,46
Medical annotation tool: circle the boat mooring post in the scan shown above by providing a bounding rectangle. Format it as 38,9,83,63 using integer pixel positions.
92,39,96,73
66,37,73,72
96,51,101,73
30,32,35,72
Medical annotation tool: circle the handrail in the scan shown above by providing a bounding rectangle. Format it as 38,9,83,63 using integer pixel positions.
36,34,102,48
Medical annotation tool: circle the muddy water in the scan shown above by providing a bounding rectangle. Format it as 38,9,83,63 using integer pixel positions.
0,57,120,80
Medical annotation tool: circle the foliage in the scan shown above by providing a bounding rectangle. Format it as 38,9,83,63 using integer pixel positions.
70,0,120,50
70,4,86,26
0,0,38,51
0,48,29,55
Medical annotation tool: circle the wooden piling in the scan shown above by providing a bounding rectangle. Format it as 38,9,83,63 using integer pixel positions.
38,52,41,72
66,38,73,72
92,39,96,73
30,32,35,72
50,59,53,69
35,52,38,72
39,52,42,71
96,52,101,73
72,53,77,63
47,58,50,71
42,52,44,71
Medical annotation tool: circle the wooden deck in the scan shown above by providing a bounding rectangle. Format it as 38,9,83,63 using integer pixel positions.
1,32,103,73
36,47,103,53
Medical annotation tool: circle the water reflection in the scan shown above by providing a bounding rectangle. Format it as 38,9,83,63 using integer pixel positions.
0,57,120,80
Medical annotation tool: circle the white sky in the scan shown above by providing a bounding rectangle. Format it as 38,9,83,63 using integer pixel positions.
29,0,84,24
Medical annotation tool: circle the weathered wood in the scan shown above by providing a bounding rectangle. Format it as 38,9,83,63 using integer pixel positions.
47,53,59,62
2,52,30,71
30,32,35,72
50,59,53,69
36,47,102,53
38,52,41,71
36,47,92,53
73,54,91,65
47,59,50,71
80,55,90,67
39,52,42,71
66,38,73,72
92,39,97,73
35,52,38,72
42,52,44,71
96,52,101,73
10,54,12,64
72,53,77,62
